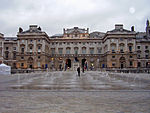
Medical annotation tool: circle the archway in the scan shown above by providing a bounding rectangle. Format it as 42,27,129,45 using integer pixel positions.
82,59,86,68
119,57,125,68
66,59,71,69
28,57,33,69
138,62,141,68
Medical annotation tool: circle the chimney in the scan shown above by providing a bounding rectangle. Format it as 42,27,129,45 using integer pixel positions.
29,25,38,30
131,26,134,31
115,24,123,30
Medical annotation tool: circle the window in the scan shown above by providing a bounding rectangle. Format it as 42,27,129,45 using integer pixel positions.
75,34,78,37
38,46,41,52
30,46,32,52
38,62,40,67
130,61,133,66
112,56,115,58
21,56,24,59
21,47,24,53
74,42,77,45
82,47,86,54
67,34,69,37
5,53,8,59
74,47,78,54
146,55,149,59
66,47,70,54
111,45,116,53
120,38,123,41
13,53,16,59
51,48,55,54
13,47,16,51
97,48,101,54
138,55,140,58
52,43,54,45
58,48,63,54
82,34,85,37
38,39,40,42
145,46,148,49
22,40,24,43
30,40,32,42
130,55,133,58
38,56,40,59
21,63,24,67
137,46,140,49
112,63,115,67
6,47,9,50
83,42,85,45
90,48,94,54
120,44,124,53
129,46,132,52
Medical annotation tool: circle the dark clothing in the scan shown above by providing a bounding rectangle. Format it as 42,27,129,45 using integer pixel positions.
77,67,80,77
82,67,84,73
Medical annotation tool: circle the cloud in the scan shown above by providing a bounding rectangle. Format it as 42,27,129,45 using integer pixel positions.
0,0,150,36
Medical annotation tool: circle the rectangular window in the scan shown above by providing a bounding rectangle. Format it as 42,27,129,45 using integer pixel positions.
13,53,16,59
13,47,16,50
90,48,94,54
5,53,8,59
21,47,24,53
58,48,63,54
51,48,55,54
138,55,140,58
97,48,101,54
82,48,86,54
21,63,24,67
130,61,133,66
66,48,70,54
6,47,9,50
21,56,24,59
112,56,115,58
38,62,40,67
129,46,132,52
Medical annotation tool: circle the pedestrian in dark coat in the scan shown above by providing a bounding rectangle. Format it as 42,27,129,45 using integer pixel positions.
77,67,80,77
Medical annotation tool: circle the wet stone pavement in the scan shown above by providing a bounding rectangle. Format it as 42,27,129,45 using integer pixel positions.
0,71,150,113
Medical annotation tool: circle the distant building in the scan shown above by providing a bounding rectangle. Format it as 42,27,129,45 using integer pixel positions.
0,20,150,71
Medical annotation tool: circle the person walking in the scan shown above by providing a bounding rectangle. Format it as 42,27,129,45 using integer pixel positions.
77,67,80,77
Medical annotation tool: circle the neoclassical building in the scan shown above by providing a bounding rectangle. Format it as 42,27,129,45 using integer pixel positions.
0,20,150,71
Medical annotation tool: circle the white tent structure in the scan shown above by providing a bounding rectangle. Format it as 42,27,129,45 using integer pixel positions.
0,63,11,75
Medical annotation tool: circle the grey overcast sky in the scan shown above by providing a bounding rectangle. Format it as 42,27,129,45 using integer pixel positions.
0,0,150,36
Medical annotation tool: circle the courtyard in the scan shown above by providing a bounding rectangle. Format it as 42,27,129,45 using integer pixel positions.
0,71,150,113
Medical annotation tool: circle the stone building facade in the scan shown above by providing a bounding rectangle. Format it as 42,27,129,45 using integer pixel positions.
0,20,150,71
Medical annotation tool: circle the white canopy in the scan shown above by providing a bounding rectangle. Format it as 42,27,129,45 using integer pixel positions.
0,63,11,75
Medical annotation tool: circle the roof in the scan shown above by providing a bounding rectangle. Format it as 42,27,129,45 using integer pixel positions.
90,32,105,38
20,25,43,34
136,32,146,39
65,27,88,34
50,34,63,38
4,37,18,41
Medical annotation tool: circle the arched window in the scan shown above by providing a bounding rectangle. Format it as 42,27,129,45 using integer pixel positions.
82,47,86,54
66,47,71,54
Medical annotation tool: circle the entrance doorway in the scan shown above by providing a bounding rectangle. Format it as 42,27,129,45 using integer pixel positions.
82,59,86,68
66,59,71,69
29,64,33,69
119,57,125,68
